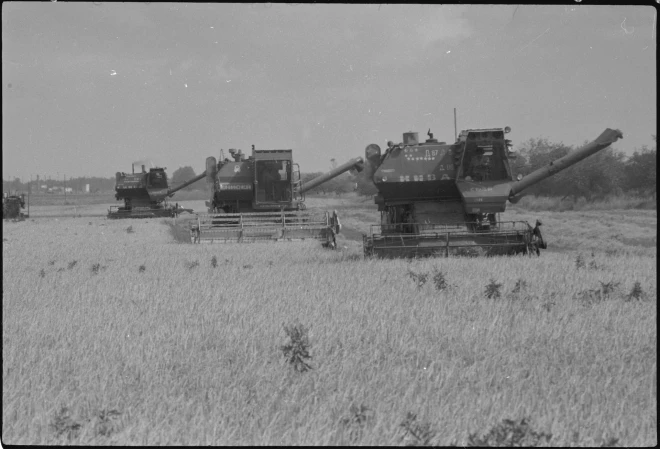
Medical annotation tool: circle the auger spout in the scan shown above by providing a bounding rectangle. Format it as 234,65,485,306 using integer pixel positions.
509,128,623,200
166,171,207,197
300,157,364,194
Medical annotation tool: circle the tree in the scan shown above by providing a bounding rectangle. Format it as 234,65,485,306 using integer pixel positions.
623,145,656,194
171,166,202,191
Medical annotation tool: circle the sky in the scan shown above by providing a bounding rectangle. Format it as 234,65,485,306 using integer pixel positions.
2,3,656,181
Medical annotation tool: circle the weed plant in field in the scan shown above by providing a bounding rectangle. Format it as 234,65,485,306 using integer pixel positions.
94,409,122,437
407,269,428,289
511,278,528,295
626,281,646,302
340,403,374,444
281,323,313,373
432,270,448,291
399,412,437,446
485,279,503,299
467,418,552,447
50,407,81,441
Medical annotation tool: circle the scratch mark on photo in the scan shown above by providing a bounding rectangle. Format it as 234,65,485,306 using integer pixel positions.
620,17,634,35
653,9,656,40
516,28,551,54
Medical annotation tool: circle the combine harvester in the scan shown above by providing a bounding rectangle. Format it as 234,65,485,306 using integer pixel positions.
190,146,364,247
3,192,28,220
108,164,205,219
361,127,623,258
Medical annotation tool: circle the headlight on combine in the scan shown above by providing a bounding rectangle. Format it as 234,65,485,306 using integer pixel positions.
516,174,523,181
382,176,388,182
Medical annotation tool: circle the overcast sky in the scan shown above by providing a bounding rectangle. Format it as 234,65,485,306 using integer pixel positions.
2,3,656,180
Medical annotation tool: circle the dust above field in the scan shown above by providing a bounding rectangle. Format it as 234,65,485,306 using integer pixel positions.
2,212,657,445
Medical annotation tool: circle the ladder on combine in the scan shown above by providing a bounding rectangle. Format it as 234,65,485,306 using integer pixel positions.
190,210,341,247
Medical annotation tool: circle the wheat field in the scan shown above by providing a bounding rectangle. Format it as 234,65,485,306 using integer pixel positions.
2,196,657,445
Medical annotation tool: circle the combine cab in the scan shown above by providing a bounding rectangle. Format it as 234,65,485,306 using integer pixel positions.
108,165,203,219
190,146,363,247
3,192,28,220
362,127,623,258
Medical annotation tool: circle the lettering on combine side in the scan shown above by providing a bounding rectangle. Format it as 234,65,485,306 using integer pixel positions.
219,184,252,190
469,187,494,192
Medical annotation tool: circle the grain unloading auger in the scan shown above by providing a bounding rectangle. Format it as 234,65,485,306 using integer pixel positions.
190,146,364,247
362,127,623,258
108,164,205,219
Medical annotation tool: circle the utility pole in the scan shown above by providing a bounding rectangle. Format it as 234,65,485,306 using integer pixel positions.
64,174,67,200
454,108,457,142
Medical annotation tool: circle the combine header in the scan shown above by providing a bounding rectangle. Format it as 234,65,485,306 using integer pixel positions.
108,164,204,219
190,146,363,247
3,192,28,220
362,127,623,258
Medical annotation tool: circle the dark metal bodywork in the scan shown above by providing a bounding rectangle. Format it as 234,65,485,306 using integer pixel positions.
363,128,623,257
108,165,205,219
193,147,363,246
2,193,27,220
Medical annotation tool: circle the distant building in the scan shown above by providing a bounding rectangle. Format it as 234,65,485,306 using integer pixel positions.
85,184,90,193
65,187,72,193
